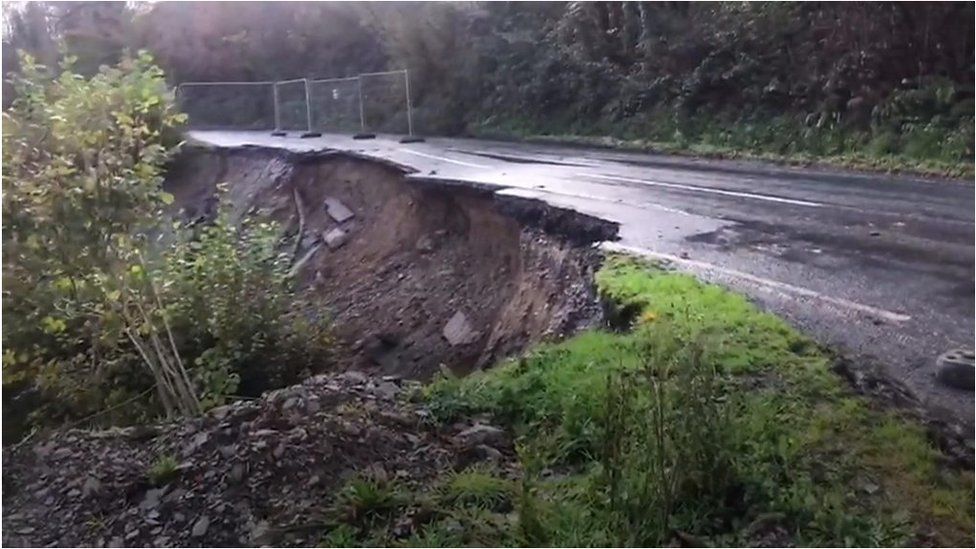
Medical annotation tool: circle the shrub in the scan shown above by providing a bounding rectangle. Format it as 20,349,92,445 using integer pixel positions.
2,52,332,436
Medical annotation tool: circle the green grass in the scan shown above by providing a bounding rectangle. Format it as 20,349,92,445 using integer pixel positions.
146,454,180,486
418,254,974,547
437,466,515,511
472,114,974,179
315,254,972,546
332,471,405,525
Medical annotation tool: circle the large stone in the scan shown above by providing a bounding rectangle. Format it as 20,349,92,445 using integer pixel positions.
455,424,508,448
443,311,478,346
936,349,975,390
324,197,355,223
191,516,210,538
323,227,349,250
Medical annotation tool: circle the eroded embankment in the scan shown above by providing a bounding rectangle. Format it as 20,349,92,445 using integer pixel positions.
1,145,619,547
165,145,618,380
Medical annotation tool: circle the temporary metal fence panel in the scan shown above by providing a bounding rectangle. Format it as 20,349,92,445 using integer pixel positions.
308,76,362,134
273,78,310,132
176,81,276,130
359,70,413,136
179,69,415,136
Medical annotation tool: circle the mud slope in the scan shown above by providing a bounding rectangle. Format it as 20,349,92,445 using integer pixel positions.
164,146,618,380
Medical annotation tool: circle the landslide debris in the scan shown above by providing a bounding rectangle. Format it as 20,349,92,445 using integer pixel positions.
164,146,617,379
1,372,518,547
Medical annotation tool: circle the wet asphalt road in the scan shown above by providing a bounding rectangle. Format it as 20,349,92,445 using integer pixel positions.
189,130,975,423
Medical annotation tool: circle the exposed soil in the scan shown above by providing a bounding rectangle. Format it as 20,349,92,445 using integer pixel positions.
1,146,619,547
165,145,618,381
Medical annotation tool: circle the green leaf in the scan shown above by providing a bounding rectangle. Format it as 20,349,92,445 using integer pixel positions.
159,191,175,205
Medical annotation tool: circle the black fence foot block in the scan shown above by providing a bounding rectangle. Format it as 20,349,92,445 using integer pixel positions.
352,133,376,140
300,132,322,138
399,136,425,143
271,131,287,137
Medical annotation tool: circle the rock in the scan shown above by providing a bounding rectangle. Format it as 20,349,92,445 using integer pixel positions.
119,425,160,441
415,235,434,253
140,488,163,510
323,197,355,223
191,516,210,538
745,511,787,537
374,381,399,400
456,443,504,468
338,370,368,384
456,424,508,449
211,405,234,420
229,463,245,483
81,476,101,498
936,349,975,390
323,227,349,250
305,399,321,414
184,431,210,457
250,521,272,545
443,311,478,346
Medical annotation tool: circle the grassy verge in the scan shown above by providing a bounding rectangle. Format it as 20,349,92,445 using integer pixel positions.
470,120,974,180
322,255,974,547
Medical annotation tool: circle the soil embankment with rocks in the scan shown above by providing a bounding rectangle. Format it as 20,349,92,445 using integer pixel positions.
165,146,617,379
2,372,517,546
2,145,619,546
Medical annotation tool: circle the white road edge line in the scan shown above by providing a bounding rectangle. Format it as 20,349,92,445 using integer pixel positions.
603,242,912,323
590,173,824,207
400,149,491,169
498,186,691,216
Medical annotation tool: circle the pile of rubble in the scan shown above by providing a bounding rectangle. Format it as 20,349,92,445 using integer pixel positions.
2,372,516,547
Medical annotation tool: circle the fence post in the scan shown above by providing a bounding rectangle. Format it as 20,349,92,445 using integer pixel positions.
303,78,313,132
404,69,414,137
273,83,281,132
299,78,322,138
357,76,366,132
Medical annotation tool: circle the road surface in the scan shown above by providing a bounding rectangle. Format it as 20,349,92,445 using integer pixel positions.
188,130,975,423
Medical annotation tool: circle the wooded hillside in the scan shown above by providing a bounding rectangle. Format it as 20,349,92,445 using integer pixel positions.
4,1,974,171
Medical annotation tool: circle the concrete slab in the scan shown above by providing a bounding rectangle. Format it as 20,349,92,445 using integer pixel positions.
323,227,349,250
324,197,355,223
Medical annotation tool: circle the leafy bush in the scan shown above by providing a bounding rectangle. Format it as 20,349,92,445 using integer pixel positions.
3,51,188,430
161,195,333,407
2,52,332,436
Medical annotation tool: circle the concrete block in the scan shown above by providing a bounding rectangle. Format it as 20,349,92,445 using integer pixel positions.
324,197,355,223
323,227,349,250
